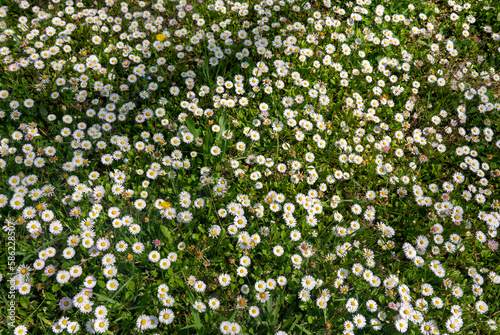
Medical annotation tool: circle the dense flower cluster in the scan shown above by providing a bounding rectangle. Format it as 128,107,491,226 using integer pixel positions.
1,0,500,334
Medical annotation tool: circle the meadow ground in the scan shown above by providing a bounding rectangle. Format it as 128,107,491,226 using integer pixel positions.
1,0,500,334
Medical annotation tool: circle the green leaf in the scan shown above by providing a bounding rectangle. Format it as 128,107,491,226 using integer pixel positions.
180,324,203,331
160,225,171,240
219,111,227,131
37,314,52,327
481,249,491,258
92,292,122,307
192,312,203,329
185,117,200,137
20,296,30,309
295,323,312,335
39,104,48,116
216,111,227,143
44,292,56,300
111,275,137,301
204,130,213,154
289,315,302,331
228,309,238,322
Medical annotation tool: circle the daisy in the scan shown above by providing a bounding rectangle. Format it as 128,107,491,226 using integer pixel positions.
193,301,206,313
19,283,31,295
194,281,206,293
132,242,145,254
136,315,151,331
208,298,220,310
301,275,316,290
255,291,270,303
67,322,80,334
344,320,355,333
276,276,287,287
14,325,28,335
395,319,408,333
273,245,284,256
431,297,444,309
59,297,73,311
475,301,488,314
159,308,174,324
219,274,231,287
96,237,110,251
346,298,359,313
69,265,83,278
94,319,109,333
298,289,311,302
56,271,71,284
366,300,378,312
249,306,260,317
354,314,366,328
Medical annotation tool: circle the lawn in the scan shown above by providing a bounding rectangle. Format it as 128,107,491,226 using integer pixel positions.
1,0,500,334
